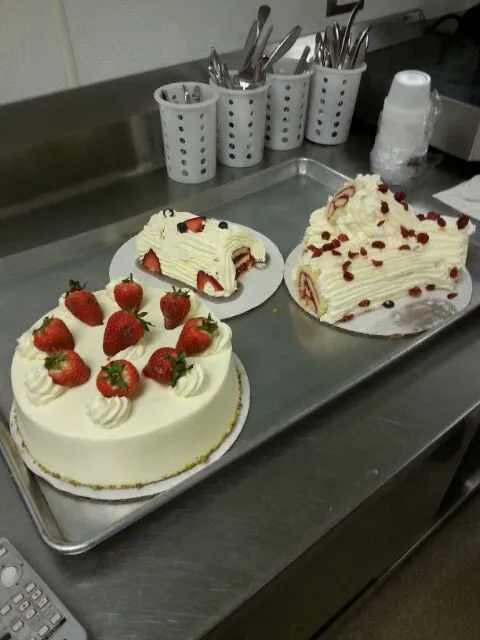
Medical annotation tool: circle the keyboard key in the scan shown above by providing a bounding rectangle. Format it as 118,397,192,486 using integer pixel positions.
50,613,61,625
37,597,48,610
25,582,35,593
18,601,29,612
0,547,6,558
37,625,49,638
31,589,41,601
12,594,23,604
11,620,23,633
0,605,11,616
24,608,35,621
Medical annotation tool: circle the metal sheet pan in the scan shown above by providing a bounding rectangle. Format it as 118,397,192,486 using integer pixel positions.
1,157,480,554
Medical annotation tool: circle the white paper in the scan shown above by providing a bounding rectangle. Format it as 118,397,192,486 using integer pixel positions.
284,244,472,337
434,176,480,221
109,225,284,320
10,355,250,502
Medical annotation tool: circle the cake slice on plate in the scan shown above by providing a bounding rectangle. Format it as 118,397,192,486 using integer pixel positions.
294,174,474,324
136,209,266,297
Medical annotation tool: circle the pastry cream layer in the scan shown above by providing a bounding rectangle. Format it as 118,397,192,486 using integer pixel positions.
11,286,239,487
135,209,266,297
296,174,474,323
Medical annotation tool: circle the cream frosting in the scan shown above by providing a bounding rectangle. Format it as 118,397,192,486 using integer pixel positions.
11,286,240,487
296,174,474,323
25,367,66,406
203,322,232,356
16,333,44,361
135,209,266,297
114,338,146,362
172,363,205,398
85,395,131,429
105,278,122,301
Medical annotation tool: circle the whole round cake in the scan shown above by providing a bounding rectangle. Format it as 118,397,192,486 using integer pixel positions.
11,277,241,488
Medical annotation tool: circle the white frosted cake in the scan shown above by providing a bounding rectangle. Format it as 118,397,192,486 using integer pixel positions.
135,208,266,297
295,174,474,324
11,279,241,488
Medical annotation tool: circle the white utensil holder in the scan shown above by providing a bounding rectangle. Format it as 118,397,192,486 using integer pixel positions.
212,76,271,168
306,64,366,146
265,58,313,151
154,82,219,184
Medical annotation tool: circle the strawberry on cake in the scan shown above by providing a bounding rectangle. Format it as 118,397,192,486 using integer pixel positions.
11,276,241,489
135,209,266,297
295,174,474,324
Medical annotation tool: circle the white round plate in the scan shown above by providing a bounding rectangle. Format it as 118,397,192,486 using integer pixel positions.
109,225,284,320
284,243,473,337
10,355,250,502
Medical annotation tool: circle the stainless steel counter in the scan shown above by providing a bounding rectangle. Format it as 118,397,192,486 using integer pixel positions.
2,126,480,640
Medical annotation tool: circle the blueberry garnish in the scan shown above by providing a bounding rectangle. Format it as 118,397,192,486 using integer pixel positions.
177,221,188,233
218,221,229,229
162,208,175,217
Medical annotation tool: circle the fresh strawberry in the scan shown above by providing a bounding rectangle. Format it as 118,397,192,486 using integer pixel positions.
33,316,74,353
45,349,90,387
64,280,103,326
143,348,192,387
103,309,152,357
141,249,162,273
96,359,139,398
176,315,218,356
160,287,191,330
114,274,144,311
185,216,206,233
196,270,224,294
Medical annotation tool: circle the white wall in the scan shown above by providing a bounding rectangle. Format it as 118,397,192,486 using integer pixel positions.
0,0,475,106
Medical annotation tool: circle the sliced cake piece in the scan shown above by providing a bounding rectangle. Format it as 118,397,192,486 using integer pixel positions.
135,209,266,297
294,174,474,324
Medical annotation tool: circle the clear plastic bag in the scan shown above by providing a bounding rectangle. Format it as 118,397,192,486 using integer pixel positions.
370,89,442,188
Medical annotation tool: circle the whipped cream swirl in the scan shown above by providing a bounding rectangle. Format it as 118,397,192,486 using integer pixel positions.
114,338,146,362
203,322,231,355
16,333,44,361
86,395,131,429
25,367,66,405
172,364,205,398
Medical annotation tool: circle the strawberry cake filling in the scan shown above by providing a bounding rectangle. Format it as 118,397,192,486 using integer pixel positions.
135,209,266,297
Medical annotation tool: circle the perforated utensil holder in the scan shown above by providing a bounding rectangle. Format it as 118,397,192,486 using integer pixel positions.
265,58,313,151
305,63,366,146
154,82,219,184
212,77,271,168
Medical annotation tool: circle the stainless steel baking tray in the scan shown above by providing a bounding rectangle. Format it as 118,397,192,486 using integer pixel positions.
2,158,480,554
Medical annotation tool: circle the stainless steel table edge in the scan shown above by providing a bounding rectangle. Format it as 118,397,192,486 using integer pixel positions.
2,156,480,554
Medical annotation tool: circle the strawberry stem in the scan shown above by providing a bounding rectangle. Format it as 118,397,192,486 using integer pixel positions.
45,351,66,371
171,352,193,388
135,310,153,332
200,314,218,334
172,286,190,298
66,279,86,296
100,362,128,390
122,273,134,283
35,316,52,334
